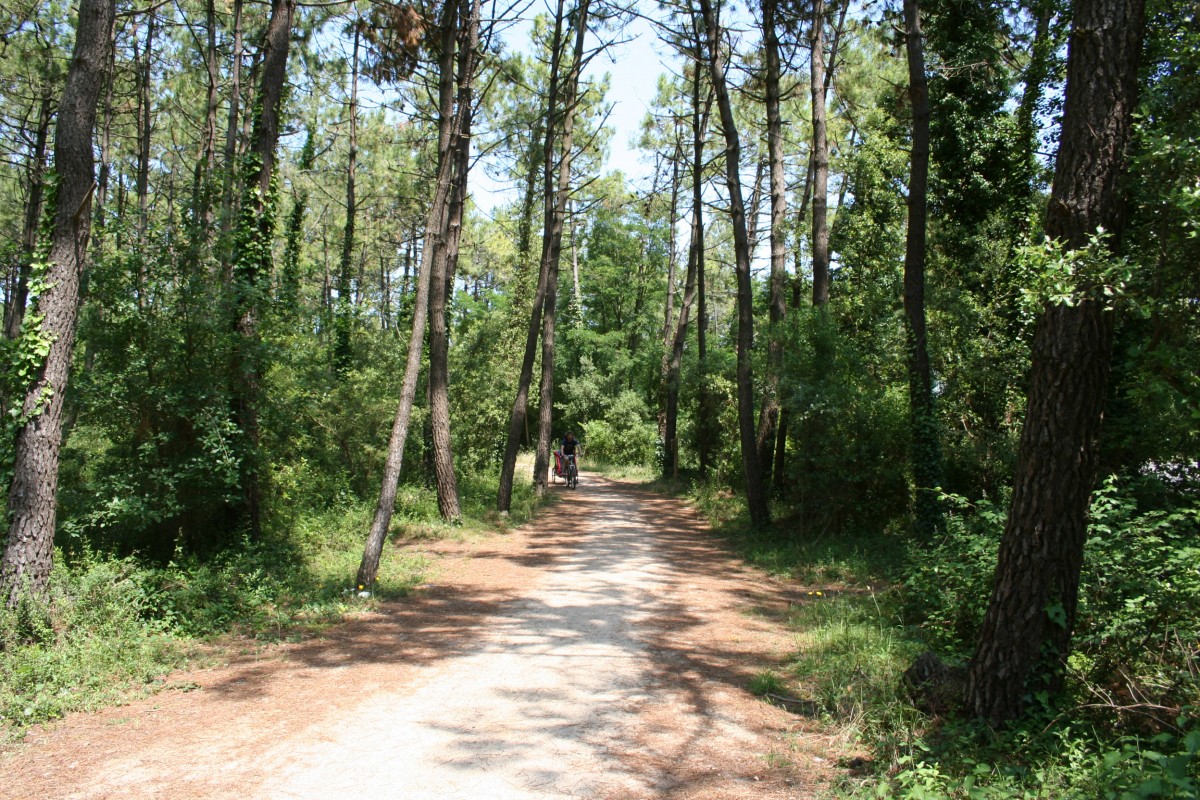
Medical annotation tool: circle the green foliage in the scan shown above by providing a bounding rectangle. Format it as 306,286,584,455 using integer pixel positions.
903,492,1008,652
0,555,184,732
776,310,910,532
578,389,658,467
1017,231,1135,311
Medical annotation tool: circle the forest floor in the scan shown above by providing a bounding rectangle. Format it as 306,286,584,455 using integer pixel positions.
0,474,847,799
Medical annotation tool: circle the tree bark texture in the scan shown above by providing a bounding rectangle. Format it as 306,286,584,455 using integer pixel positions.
230,0,295,537
810,0,831,308
5,88,53,341
497,0,568,511
428,0,483,523
333,22,361,376
755,0,788,486
358,0,463,587
903,0,944,540
698,0,769,528
533,0,591,496
965,0,1145,724
2,0,116,607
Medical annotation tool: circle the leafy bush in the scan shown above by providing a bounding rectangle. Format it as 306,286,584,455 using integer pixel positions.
580,389,658,467
0,556,184,730
902,492,1008,653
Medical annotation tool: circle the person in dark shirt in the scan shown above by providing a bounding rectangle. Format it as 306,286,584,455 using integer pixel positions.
555,431,581,478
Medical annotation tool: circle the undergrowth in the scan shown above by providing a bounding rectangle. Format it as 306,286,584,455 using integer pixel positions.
0,469,545,740
663,473,1200,799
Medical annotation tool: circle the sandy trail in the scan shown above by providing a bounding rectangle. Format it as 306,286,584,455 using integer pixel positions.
2,476,835,799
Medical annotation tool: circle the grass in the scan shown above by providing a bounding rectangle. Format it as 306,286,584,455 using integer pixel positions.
0,467,550,742
640,475,1200,799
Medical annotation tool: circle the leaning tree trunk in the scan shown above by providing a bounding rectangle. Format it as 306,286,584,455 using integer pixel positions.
902,0,944,540
698,0,769,528
533,0,591,496
497,0,568,511
357,0,463,588
1,0,116,608
965,0,1145,725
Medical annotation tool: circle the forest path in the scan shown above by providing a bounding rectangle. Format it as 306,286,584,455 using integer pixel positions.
2,475,838,799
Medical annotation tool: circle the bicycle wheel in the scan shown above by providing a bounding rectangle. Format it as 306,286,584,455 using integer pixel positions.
567,463,578,489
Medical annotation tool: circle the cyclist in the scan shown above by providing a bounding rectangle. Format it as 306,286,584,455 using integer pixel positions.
555,431,581,480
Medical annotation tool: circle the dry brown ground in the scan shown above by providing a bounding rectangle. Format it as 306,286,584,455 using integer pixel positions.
0,474,846,799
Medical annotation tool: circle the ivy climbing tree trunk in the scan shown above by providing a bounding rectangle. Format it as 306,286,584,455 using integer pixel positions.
229,0,296,537
334,21,361,376
698,0,769,528
965,0,1146,724
4,86,53,341
1,0,116,608
902,0,944,540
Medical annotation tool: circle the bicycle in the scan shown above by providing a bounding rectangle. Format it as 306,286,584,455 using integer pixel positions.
564,453,579,490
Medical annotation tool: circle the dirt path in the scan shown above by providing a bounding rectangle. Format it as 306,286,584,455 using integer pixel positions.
1,476,839,799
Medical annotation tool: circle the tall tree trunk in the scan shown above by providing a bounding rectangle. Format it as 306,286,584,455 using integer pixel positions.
358,0,463,587
334,22,361,375
533,0,591,496
810,0,831,307
497,0,568,512
429,0,483,523
657,129,683,443
698,0,770,528
664,209,702,480
192,0,220,236
5,87,53,340
1,0,116,607
229,0,296,537
774,153,816,485
95,36,115,230
220,0,244,243
965,0,1145,724
903,0,944,540
279,127,315,313
135,10,155,245
689,17,714,479
755,0,787,487
1016,0,1060,204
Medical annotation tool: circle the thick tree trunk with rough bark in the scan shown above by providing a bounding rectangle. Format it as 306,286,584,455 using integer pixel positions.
229,0,295,537
698,0,769,528
1,0,116,607
358,0,463,587
965,0,1145,724
428,0,482,522
903,0,944,540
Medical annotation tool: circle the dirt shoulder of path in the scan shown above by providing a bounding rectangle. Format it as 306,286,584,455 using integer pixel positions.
1,475,851,799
